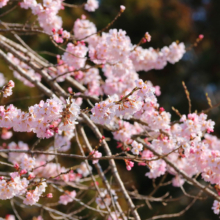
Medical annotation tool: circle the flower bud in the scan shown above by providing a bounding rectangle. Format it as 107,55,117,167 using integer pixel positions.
20,169,27,175
47,193,53,198
120,5,126,12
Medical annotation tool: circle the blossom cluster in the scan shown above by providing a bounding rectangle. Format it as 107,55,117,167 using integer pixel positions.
0,0,219,218
20,0,64,34
0,172,29,200
0,96,80,138
23,182,47,205
1,80,14,98
62,42,88,69
90,79,156,125
0,140,94,207
0,0,99,40
53,17,186,96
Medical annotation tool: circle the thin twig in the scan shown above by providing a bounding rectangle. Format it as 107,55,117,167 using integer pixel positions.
78,126,127,220
202,100,220,114
10,199,22,220
81,112,141,220
0,5,18,18
182,81,191,113
75,126,114,218
0,49,54,97
145,190,203,220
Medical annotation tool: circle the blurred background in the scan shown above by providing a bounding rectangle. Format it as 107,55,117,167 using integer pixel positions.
1,0,220,219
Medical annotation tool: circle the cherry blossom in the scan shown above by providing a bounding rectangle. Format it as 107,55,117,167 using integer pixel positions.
0,0,9,8
23,182,47,205
0,96,80,139
0,172,29,200
59,190,76,205
84,0,99,12
74,16,97,40
1,80,14,98
212,200,220,215
20,155,35,171
120,5,126,12
62,42,88,69
91,150,102,164
0,1,218,218
77,162,92,177
5,215,15,220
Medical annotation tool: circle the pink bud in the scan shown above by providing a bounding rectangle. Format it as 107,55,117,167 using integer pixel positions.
68,87,73,94
20,169,27,175
54,127,58,133
116,142,123,149
46,129,53,136
47,193,53,198
14,163,19,170
199,34,204,40
129,161,134,167
159,107,165,113
68,66,75,71
58,60,64,65
58,28,63,35
207,128,214,133
28,173,35,180
141,38,147,43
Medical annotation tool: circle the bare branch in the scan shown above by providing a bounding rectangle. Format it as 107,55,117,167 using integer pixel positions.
0,49,54,97
81,112,141,220
145,190,203,220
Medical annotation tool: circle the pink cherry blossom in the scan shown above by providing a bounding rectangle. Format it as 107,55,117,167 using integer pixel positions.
120,5,126,12
91,150,102,164
59,190,76,205
77,162,92,177
1,80,14,98
0,0,9,8
212,200,220,215
84,0,99,12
